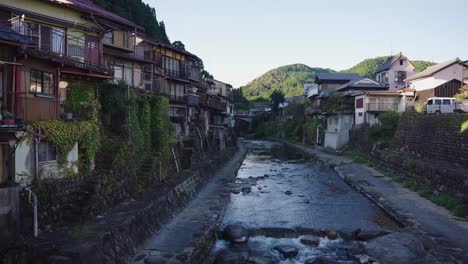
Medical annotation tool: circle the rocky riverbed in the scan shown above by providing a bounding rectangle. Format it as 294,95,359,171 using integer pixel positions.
207,141,463,264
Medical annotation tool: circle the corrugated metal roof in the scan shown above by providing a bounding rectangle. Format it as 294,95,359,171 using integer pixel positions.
404,58,461,82
47,0,139,28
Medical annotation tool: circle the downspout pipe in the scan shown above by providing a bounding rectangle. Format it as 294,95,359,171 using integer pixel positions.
34,137,39,183
25,187,38,237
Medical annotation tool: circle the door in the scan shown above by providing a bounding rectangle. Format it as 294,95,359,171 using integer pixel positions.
441,99,453,113
85,35,100,66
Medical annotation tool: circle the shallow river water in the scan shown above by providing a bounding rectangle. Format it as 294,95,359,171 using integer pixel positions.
208,141,400,263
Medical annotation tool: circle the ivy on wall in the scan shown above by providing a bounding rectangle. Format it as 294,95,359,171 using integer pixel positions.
30,120,100,172
30,81,100,173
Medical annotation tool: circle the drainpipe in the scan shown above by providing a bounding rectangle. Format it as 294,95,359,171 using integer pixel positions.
34,137,39,182
25,187,38,237
11,57,17,116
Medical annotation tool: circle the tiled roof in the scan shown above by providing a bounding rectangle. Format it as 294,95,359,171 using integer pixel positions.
0,23,32,44
376,53,403,73
315,73,361,82
404,58,461,82
336,77,387,91
47,0,138,28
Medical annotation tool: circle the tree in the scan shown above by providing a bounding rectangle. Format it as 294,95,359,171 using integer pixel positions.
270,90,285,116
233,88,250,110
172,40,185,50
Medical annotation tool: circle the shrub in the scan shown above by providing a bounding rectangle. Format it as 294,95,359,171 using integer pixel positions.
453,205,466,218
368,111,400,144
414,102,427,113
403,159,416,171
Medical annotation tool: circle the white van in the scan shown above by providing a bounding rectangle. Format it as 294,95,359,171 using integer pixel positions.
426,97,460,114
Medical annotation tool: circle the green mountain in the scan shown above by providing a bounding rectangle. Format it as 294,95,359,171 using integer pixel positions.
342,57,435,78
92,0,170,43
241,64,333,100
412,60,436,72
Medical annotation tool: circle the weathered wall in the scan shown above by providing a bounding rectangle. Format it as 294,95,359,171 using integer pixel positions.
32,146,243,264
390,113,468,167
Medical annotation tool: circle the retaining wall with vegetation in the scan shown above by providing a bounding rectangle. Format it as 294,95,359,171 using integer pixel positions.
390,113,468,167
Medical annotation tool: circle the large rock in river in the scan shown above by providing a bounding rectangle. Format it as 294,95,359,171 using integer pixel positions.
364,232,426,263
273,245,298,258
222,224,250,243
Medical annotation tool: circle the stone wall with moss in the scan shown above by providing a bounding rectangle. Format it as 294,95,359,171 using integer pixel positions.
390,113,468,167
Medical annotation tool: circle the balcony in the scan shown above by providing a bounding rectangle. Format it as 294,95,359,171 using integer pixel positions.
9,18,109,74
15,96,59,122
207,98,226,111
186,94,199,107
169,95,186,104
188,68,202,82
367,103,399,112
162,68,187,79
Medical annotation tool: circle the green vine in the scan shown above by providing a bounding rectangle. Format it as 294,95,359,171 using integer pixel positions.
29,81,101,173
30,120,100,172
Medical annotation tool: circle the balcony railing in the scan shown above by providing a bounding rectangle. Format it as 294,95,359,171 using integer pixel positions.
167,95,185,104
188,68,202,82
367,103,399,112
15,96,59,122
186,94,199,106
8,17,107,73
207,98,226,111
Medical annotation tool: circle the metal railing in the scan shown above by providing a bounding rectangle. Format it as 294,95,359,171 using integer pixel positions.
367,103,399,112
188,68,202,82
8,17,104,69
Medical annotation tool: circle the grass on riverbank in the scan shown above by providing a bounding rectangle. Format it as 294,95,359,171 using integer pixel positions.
347,149,466,219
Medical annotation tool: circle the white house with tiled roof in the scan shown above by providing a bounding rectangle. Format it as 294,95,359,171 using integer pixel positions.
376,53,416,90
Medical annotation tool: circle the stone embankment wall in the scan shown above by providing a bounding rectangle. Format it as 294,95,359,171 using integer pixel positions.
370,113,468,206
390,113,468,167
32,146,243,264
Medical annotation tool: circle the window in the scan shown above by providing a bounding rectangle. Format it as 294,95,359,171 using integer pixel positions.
443,99,451,105
395,71,407,82
124,66,133,86
30,69,55,96
103,32,113,45
427,100,433,105
38,142,57,162
435,99,441,105
163,56,181,77
113,65,123,81
355,98,364,108
400,60,404,66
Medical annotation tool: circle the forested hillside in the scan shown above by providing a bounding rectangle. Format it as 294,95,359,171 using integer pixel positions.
241,64,333,100
342,56,435,78
92,0,170,43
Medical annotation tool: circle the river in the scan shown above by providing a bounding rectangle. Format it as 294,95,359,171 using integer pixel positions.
208,140,400,263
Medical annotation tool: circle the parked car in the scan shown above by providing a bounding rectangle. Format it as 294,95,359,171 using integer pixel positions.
426,97,466,114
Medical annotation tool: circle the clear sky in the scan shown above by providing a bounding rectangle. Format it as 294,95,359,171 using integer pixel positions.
147,0,468,88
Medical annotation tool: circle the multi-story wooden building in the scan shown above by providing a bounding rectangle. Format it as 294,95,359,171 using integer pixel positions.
0,0,117,184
